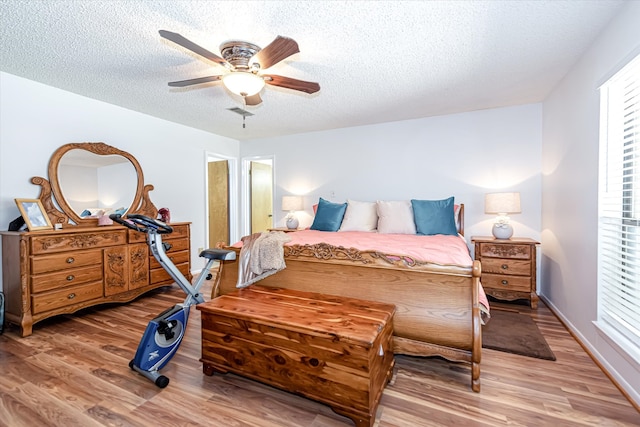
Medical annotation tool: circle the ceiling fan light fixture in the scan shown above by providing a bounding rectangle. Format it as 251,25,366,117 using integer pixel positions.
222,72,265,96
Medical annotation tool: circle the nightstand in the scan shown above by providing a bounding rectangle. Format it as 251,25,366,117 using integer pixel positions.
471,236,540,309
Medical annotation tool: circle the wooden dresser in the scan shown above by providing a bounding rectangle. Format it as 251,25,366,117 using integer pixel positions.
471,236,540,308
0,222,191,337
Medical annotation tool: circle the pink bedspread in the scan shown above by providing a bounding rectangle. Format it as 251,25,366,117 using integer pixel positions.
285,230,474,266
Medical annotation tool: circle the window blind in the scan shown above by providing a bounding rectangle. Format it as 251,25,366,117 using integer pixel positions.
598,54,640,353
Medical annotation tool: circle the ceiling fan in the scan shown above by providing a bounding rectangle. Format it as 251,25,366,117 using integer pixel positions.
159,30,320,106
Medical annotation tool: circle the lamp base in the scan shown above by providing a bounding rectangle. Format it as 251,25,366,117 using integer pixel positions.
492,223,513,239
286,217,299,230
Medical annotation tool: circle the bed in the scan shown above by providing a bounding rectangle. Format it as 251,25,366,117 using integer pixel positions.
214,198,486,392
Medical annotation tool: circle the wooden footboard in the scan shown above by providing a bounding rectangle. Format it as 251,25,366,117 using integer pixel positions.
213,244,483,392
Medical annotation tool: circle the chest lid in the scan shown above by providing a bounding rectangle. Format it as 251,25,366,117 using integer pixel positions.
199,285,395,347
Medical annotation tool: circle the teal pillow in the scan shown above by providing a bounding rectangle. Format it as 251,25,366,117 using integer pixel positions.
411,197,458,236
310,198,347,231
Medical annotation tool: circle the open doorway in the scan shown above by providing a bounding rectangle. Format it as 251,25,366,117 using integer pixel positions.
206,153,237,247
242,156,274,235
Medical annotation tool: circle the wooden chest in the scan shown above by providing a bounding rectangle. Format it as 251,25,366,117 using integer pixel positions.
198,285,396,427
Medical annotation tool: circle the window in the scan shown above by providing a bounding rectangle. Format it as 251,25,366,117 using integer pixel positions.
598,53,640,360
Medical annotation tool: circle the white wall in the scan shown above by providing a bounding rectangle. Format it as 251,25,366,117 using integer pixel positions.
0,72,239,287
541,1,640,405
241,104,543,249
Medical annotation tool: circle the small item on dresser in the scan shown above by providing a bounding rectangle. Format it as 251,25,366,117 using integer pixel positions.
97,210,113,226
8,215,25,231
158,207,171,223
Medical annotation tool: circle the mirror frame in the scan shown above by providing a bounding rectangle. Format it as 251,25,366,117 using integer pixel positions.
39,142,153,226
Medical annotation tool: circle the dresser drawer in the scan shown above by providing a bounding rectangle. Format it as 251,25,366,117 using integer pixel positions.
135,238,189,255
30,230,127,254
151,262,190,285
31,249,103,275
32,266,103,293
479,243,531,260
32,281,103,314
482,273,531,292
129,223,190,243
163,238,189,253
481,258,531,276
149,250,190,270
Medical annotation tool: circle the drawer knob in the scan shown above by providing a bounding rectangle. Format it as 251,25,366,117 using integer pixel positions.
68,293,76,299
66,257,75,264
501,280,508,285
501,264,509,270
66,275,75,281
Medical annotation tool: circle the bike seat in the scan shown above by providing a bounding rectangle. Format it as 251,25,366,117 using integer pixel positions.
199,248,236,261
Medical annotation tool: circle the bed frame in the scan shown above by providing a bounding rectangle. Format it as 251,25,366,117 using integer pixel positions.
214,205,483,392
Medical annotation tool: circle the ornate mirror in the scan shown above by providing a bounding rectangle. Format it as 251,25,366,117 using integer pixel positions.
32,142,157,226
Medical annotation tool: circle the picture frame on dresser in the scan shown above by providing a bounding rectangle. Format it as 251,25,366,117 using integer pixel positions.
14,198,53,231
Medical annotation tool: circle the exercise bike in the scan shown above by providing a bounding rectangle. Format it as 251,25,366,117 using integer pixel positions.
110,213,235,388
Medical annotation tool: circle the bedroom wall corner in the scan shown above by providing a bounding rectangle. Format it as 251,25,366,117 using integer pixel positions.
541,0,640,406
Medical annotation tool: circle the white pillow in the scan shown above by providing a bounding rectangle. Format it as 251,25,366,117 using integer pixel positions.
376,200,417,234
338,200,378,232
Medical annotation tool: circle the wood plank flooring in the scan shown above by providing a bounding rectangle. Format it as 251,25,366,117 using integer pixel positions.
1,280,638,426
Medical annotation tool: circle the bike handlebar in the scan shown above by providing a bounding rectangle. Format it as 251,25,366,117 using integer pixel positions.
109,213,173,234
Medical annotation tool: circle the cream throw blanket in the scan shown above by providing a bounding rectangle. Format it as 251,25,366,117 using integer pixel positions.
236,231,291,288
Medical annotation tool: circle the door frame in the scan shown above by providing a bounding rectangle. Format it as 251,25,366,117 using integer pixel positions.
241,155,275,237
205,152,238,247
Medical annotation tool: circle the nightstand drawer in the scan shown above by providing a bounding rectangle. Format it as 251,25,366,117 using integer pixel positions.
481,258,531,276
482,274,531,292
479,243,531,260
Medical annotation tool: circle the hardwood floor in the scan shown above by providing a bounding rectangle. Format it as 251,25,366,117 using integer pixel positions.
1,280,638,426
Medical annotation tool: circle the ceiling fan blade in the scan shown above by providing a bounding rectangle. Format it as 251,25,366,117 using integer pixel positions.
159,30,231,69
263,74,320,94
167,75,222,87
244,93,262,106
252,36,300,69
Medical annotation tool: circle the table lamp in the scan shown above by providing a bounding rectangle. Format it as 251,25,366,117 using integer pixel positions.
484,192,521,239
282,196,303,229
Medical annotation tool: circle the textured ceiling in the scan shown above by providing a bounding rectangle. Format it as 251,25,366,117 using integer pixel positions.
0,1,627,141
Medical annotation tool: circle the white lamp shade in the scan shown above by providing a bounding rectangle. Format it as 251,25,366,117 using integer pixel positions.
222,72,265,96
282,196,303,212
485,192,521,215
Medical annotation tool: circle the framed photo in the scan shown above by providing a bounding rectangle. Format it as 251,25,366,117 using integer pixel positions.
15,198,53,231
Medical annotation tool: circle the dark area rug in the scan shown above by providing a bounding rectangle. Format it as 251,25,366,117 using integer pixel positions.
483,309,556,361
